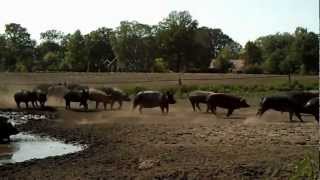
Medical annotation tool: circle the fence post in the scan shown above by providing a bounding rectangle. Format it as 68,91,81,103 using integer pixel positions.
178,73,183,86
288,73,291,84
178,77,182,86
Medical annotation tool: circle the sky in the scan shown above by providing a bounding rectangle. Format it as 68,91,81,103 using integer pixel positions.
0,0,318,45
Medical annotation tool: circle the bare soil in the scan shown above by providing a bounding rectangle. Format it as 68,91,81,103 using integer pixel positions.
0,99,318,179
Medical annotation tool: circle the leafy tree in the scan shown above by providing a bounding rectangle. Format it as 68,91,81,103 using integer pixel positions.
193,27,241,71
157,11,198,72
0,34,7,71
290,27,318,74
85,27,115,72
4,23,35,71
262,49,285,74
35,30,64,71
64,30,88,71
213,47,234,73
244,41,263,66
113,21,157,72
43,52,60,71
40,30,64,43
255,32,294,74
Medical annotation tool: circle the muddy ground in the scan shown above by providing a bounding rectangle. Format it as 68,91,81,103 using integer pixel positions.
0,99,318,180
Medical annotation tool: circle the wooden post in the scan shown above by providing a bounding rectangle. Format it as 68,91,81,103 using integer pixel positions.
178,73,183,86
178,77,182,86
288,73,291,85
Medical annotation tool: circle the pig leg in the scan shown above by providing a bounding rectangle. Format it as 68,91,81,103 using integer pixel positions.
96,102,99,110
160,106,165,114
190,101,196,112
118,100,122,110
83,102,88,110
315,114,319,122
165,104,169,113
34,101,38,108
289,111,293,122
211,105,216,114
16,101,20,109
294,112,303,122
65,101,70,109
104,102,107,111
206,103,210,113
25,102,29,109
256,108,267,117
132,102,138,111
139,105,143,114
33,101,37,108
226,109,234,117
111,100,115,110
196,103,201,112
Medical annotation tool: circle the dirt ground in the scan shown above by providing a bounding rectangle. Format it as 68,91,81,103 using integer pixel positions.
0,98,318,179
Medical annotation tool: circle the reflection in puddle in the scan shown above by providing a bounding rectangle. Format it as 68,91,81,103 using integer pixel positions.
0,133,84,165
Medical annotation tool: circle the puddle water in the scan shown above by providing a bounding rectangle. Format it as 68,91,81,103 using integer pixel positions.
0,111,84,166
0,133,84,165
0,111,52,125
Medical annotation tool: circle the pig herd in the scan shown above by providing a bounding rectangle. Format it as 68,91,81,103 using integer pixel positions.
12,85,319,122
189,90,319,122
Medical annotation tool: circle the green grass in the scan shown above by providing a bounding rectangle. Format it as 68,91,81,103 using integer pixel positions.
290,154,319,180
123,80,318,96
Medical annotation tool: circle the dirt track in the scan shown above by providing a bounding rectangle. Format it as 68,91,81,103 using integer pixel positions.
0,100,318,179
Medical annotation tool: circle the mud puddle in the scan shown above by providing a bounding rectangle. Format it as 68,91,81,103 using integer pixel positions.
0,133,84,165
0,111,84,165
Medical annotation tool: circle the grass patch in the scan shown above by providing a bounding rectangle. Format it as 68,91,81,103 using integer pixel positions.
290,154,319,180
123,80,318,97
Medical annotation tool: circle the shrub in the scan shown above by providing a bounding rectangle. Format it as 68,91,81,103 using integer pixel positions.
152,58,169,73
244,65,264,74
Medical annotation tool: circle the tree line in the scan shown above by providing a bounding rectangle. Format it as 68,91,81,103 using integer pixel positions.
242,27,319,75
0,11,318,74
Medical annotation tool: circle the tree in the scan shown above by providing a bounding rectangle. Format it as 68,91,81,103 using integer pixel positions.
64,30,88,71
35,29,64,71
213,47,234,73
254,28,318,75
112,21,157,72
43,52,60,71
40,30,64,43
244,41,263,66
0,34,7,71
255,33,295,74
157,11,198,72
290,27,318,74
85,27,115,72
4,23,35,71
192,27,241,71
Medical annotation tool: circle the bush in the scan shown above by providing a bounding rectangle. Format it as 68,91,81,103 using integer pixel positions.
244,65,264,74
15,62,28,72
152,58,169,73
